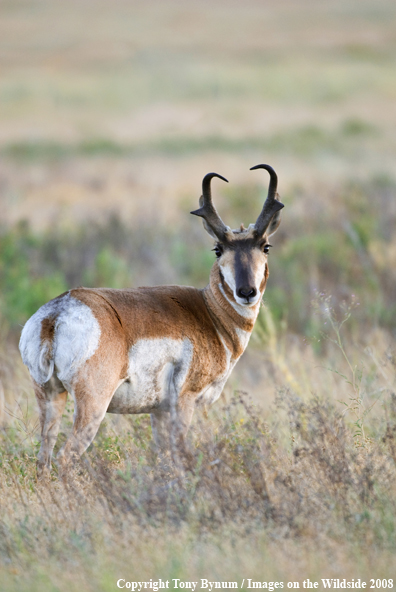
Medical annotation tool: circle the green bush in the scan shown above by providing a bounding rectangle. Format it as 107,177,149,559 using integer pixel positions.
1,179,395,338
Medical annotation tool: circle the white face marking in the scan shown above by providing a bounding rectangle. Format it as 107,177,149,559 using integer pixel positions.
238,258,266,307
19,293,101,387
219,255,266,308
220,263,237,293
109,337,193,414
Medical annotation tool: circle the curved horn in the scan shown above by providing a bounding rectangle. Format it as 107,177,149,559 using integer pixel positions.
250,164,284,236
190,173,230,241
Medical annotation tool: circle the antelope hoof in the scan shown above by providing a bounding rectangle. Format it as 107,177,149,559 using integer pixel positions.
36,462,51,482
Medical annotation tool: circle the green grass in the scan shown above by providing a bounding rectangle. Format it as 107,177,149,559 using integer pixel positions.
0,119,381,162
1,176,396,336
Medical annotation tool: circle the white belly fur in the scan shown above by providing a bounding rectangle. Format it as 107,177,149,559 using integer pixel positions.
107,337,193,414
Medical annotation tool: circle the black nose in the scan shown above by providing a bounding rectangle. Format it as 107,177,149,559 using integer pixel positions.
237,286,257,300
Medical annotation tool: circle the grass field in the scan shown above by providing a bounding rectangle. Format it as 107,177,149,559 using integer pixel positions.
1,0,396,589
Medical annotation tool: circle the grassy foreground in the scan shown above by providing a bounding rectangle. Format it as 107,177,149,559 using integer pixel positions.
1,290,396,589
1,176,396,588
1,390,396,589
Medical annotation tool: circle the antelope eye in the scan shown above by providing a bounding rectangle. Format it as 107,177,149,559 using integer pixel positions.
213,246,223,258
263,244,272,254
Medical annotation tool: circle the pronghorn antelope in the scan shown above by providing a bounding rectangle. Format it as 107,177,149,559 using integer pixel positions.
19,164,284,476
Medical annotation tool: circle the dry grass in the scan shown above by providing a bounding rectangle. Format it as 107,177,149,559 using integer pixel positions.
1,300,396,589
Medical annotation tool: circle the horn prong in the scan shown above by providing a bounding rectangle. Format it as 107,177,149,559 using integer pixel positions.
250,164,284,236
191,173,230,241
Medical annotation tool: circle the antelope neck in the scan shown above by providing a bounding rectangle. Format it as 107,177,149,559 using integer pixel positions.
202,264,259,359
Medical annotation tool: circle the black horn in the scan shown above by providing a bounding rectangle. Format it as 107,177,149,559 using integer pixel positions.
250,164,284,237
191,173,230,241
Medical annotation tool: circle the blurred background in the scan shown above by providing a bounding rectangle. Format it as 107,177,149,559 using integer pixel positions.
0,0,395,405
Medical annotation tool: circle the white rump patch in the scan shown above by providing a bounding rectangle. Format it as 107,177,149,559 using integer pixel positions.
54,298,101,387
20,294,69,385
19,293,101,387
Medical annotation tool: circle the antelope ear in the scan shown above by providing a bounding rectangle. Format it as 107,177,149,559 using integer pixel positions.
267,208,282,237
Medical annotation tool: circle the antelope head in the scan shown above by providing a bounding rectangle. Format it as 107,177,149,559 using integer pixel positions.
191,164,284,308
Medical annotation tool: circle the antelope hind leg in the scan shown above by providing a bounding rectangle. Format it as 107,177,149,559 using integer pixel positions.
34,378,68,480
57,376,121,474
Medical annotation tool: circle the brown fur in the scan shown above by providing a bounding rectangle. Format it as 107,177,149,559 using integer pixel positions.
260,264,270,293
27,187,282,475
68,252,267,399
31,239,272,475
71,283,230,397
40,316,56,343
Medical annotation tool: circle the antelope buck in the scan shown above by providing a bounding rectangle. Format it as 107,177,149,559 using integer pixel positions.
19,164,284,477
